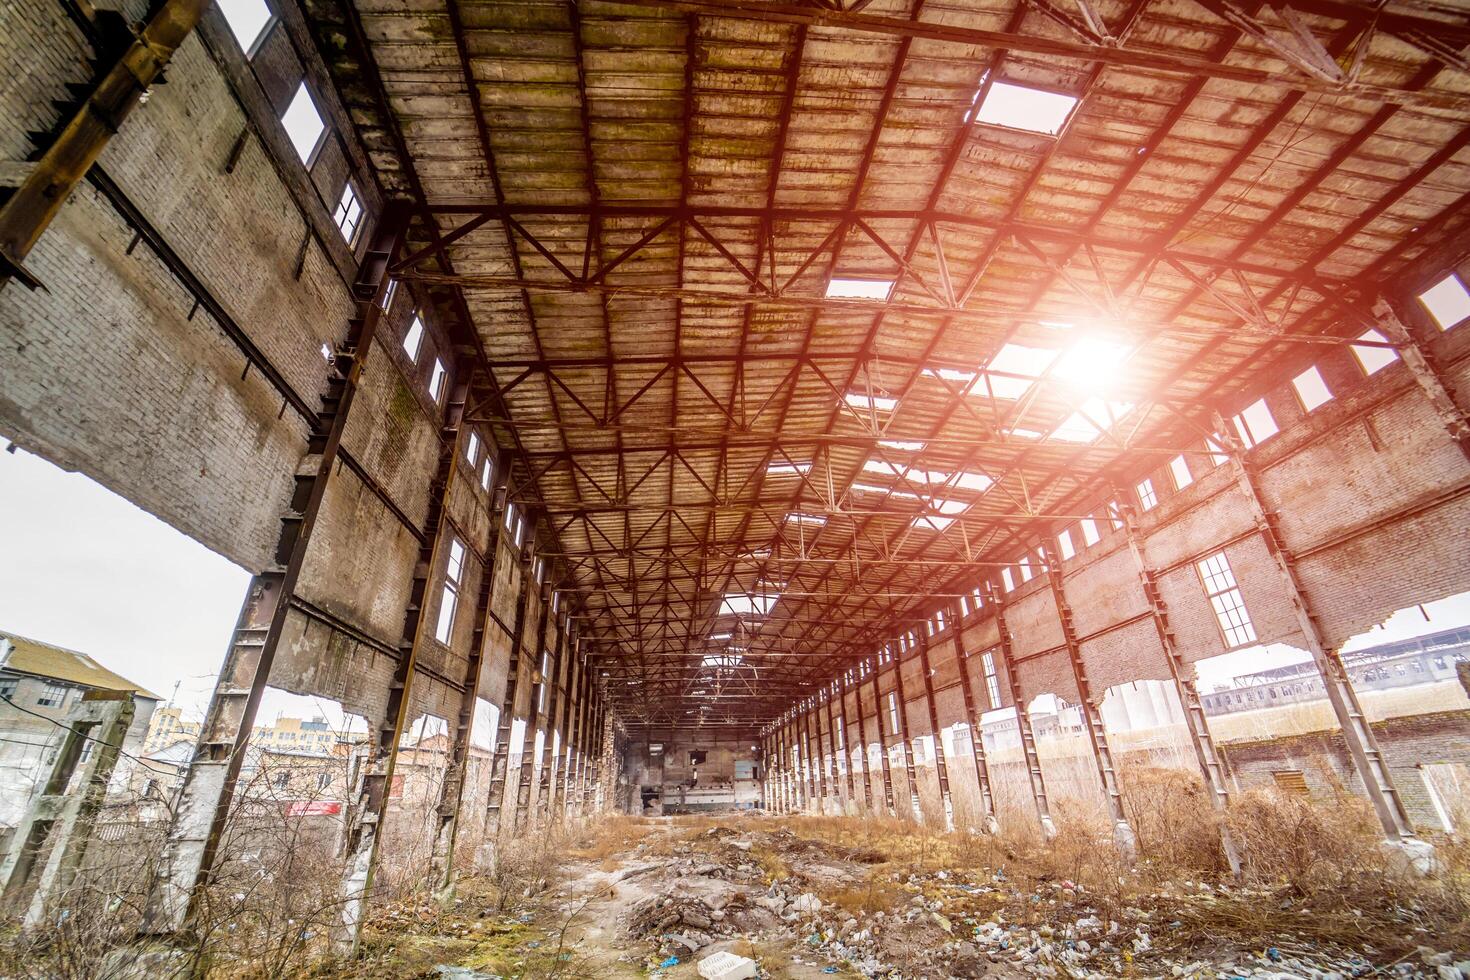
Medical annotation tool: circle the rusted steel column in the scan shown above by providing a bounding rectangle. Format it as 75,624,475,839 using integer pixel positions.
916,628,956,832
1116,502,1241,873
531,609,567,826
485,548,536,836
1041,541,1138,862
988,583,1058,840
511,585,553,831
432,454,506,895
836,671,861,807
1214,420,1427,864
868,657,897,815
846,669,876,812
890,644,925,824
948,602,999,833
1375,298,1470,462
805,698,828,809
823,682,846,811
139,209,407,938
555,641,583,817
0,0,205,289
335,365,478,954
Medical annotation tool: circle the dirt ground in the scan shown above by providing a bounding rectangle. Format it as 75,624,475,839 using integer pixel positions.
337,812,1470,980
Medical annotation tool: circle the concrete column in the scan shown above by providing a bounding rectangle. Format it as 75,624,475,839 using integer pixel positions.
1,691,134,928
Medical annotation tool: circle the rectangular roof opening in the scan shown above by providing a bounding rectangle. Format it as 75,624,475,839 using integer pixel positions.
826,278,894,300
975,80,1078,135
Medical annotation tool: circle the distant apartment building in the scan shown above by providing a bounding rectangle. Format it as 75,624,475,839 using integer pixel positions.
0,630,159,828
143,704,201,753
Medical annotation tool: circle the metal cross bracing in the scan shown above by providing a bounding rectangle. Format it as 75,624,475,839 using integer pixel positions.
299,0,1470,735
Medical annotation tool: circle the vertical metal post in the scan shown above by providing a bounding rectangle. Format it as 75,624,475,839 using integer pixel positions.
336,364,476,954
948,602,999,834
989,583,1058,839
1041,541,1138,861
847,669,876,812
532,609,566,826
139,208,407,937
1116,502,1241,873
1375,298,1470,462
823,683,845,812
890,644,925,824
485,554,535,837
432,457,506,895
869,657,897,815
1214,419,1427,862
916,629,956,832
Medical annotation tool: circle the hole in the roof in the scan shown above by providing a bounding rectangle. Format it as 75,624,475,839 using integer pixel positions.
826,277,894,300
844,392,898,413
1053,337,1132,391
975,80,1078,135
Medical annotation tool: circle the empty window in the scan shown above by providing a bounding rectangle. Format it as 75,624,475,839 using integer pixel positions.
480,455,494,491
1351,329,1399,376
465,432,480,466
37,682,67,708
1233,398,1279,448
975,80,1078,135
887,692,900,735
281,82,326,165
1419,273,1470,330
1291,365,1333,411
1001,566,1015,591
981,651,1002,709
317,771,332,790
434,538,466,644
540,652,551,711
827,278,894,300
1197,551,1257,648
218,0,273,53
402,315,424,362
379,278,398,313
429,357,447,403
333,182,363,246
1080,517,1100,546
503,501,517,533
1206,436,1229,467
1169,455,1193,491
1018,554,1032,582
1057,527,1075,561
1137,478,1158,511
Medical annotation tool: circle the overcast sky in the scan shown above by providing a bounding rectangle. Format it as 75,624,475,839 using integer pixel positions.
2,442,1467,727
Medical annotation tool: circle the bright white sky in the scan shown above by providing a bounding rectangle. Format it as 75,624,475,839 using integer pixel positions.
3,442,1467,728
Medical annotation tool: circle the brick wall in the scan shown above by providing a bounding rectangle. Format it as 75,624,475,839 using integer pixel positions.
1221,709,1470,832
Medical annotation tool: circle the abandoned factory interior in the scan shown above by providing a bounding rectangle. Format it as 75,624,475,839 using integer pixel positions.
5,0,1470,975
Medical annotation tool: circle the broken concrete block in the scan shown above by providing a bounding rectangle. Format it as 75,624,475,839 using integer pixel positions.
698,949,758,980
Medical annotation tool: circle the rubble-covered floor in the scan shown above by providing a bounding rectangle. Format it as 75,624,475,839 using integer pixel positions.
345,814,1470,980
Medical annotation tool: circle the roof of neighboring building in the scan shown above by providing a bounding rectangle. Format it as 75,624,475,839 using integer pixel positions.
0,630,163,701
145,740,196,767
